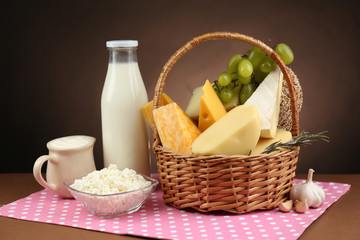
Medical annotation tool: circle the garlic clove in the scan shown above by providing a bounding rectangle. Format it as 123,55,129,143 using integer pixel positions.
278,199,293,212
294,200,309,213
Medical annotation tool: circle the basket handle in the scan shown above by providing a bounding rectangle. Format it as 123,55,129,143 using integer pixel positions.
153,32,300,147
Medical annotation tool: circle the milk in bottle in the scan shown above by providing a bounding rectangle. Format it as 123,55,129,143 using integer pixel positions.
101,40,150,176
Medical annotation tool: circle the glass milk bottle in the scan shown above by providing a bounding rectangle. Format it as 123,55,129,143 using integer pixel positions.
101,40,150,176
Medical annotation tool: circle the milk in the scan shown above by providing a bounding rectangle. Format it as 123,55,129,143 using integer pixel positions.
48,135,93,150
101,61,150,176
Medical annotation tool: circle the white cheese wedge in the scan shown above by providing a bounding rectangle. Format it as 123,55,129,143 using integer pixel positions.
185,86,202,121
244,66,283,138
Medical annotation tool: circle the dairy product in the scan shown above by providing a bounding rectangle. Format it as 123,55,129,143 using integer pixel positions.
251,128,292,155
191,105,261,155
142,93,174,127
185,84,241,121
185,86,202,121
153,102,200,154
244,66,283,138
70,164,151,195
198,80,227,132
68,164,156,217
101,62,150,175
48,135,93,150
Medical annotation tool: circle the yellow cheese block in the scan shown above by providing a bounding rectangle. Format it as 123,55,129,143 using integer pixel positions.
198,80,227,132
251,128,292,155
192,105,261,155
141,93,174,127
153,102,201,155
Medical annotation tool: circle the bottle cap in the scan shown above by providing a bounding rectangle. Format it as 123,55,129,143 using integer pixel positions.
106,40,138,48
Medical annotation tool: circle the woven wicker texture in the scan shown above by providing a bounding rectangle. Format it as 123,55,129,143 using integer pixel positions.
152,32,300,213
279,67,303,131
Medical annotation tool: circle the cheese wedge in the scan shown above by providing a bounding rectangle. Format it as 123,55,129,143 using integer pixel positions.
244,66,283,138
198,80,227,132
142,93,174,127
153,103,200,155
191,105,261,155
185,86,203,121
185,84,241,121
251,128,292,155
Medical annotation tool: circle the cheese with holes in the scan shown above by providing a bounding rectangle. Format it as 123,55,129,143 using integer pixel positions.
191,105,261,155
198,80,227,132
244,66,283,138
142,93,174,127
251,128,292,155
185,86,202,121
153,102,200,154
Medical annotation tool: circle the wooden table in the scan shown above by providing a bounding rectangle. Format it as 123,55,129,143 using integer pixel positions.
1,173,359,239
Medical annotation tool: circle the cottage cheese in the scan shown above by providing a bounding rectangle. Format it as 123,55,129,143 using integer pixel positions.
70,164,151,195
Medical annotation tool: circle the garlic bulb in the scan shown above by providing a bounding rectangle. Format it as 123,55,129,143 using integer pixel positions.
290,169,325,208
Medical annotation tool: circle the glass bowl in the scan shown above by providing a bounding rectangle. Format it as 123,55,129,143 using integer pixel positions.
64,175,158,218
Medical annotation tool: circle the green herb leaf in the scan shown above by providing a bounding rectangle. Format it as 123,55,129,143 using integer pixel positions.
262,131,330,154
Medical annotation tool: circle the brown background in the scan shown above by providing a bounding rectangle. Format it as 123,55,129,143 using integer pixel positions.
3,0,359,174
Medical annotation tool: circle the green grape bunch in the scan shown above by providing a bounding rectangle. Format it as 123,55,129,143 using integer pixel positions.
213,42,294,106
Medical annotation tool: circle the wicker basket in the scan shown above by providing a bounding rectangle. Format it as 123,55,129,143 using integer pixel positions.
152,32,300,213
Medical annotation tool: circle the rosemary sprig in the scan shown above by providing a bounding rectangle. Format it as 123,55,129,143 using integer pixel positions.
262,131,330,154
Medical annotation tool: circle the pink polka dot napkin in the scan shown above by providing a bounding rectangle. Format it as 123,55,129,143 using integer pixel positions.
0,177,350,240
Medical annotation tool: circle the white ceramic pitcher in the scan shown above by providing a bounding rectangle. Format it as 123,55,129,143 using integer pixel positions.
33,135,96,198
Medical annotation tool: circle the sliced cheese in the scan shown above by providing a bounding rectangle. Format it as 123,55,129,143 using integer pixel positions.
251,128,292,155
244,66,283,138
191,105,261,155
185,86,202,121
198,80,227,132
153,102,200,155
141,93,174,127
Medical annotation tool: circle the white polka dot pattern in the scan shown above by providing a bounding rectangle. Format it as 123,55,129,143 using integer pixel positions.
0,177,350,240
